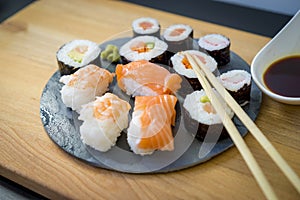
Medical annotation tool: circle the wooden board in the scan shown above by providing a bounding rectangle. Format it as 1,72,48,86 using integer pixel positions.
0,0,299,199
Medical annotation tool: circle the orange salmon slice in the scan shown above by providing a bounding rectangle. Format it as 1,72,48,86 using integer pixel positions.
139,21,153,30
133,95,177,150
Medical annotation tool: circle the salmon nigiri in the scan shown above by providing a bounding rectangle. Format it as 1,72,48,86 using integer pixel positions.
127,95,177,155
116,60,182,97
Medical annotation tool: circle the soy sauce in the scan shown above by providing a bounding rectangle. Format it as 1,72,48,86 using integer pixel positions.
263,56,300,97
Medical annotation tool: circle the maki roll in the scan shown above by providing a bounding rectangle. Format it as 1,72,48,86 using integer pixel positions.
170,50,218,91
198,34,230,66
132,17,160,38
119,36,168,64
163,24,194,56
59,64,114,113
218,70,251,106
183,89,234,141
56,40,101,75
79,93,131,152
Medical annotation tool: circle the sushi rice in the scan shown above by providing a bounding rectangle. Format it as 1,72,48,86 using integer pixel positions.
132,17,160,35
79,93,131,152
171,50,218,79
119,36,168,62
218,70,251,92
198,34,230,51
183,89,234,125
163,24,193,42
57,39,101,69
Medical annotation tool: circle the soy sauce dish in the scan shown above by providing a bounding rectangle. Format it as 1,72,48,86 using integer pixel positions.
251,10,300,105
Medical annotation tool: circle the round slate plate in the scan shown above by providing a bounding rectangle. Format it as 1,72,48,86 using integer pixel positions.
40,37,262,173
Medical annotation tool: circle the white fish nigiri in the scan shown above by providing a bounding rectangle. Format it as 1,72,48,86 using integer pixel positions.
59,64,114,112
78,93,131,152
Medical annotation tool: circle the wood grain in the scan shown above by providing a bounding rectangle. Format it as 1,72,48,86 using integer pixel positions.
0,0,299,199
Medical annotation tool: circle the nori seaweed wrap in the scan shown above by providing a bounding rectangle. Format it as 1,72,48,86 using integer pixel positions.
170,50,218,91
56,40,101,76
183,90,234,141
132,17,161,38
198,34,231,66
163,24,194,57
119,35,169,65
218,69,252,106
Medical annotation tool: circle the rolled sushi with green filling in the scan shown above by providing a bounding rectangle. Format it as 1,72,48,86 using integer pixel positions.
170,50,218,91
56,39,101,75
183,89,234,141
119,36,168,64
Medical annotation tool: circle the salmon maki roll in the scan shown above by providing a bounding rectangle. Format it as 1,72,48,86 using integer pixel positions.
127,95,177,155
116,60,182,96
132,17,160,38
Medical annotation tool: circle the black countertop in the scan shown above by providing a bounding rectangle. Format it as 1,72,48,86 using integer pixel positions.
123,0,292,37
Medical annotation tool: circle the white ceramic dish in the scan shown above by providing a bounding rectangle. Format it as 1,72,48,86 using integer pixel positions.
251,10,300,105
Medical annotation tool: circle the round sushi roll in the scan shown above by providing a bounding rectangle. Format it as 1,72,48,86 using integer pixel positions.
198,34,230,66
183,89,234,141
170,50,218,91
218,70,251,106
78,93,131,152
119,36,168,64
163,24,194,57
56,39,101,75
132,17,160,38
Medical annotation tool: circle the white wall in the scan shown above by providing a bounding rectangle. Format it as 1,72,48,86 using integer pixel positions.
215,0,300,15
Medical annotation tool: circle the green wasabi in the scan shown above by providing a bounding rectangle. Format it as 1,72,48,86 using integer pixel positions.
101,44,120,62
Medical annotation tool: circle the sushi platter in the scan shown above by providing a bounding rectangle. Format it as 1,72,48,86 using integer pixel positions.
40,19,262,173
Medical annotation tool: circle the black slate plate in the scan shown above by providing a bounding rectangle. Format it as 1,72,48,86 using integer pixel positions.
40,37,262,173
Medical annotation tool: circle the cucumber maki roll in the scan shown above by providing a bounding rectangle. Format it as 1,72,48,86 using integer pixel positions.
198,34,230,66
119,36,168,64
56,40,101,75
183,89,234,141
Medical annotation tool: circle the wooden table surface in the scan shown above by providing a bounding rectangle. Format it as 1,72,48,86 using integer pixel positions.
0,0,299,199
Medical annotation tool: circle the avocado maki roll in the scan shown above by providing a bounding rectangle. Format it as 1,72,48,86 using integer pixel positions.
183,89,234,141
56,40,101,75
119,36,168,64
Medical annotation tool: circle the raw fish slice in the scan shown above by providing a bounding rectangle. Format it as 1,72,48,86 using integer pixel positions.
79,93,131,152
59,64,114,112
127,95,177,155
116,60,182,96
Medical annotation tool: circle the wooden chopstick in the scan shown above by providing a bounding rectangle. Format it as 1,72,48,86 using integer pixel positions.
185,53,278,200
186,53,300,195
